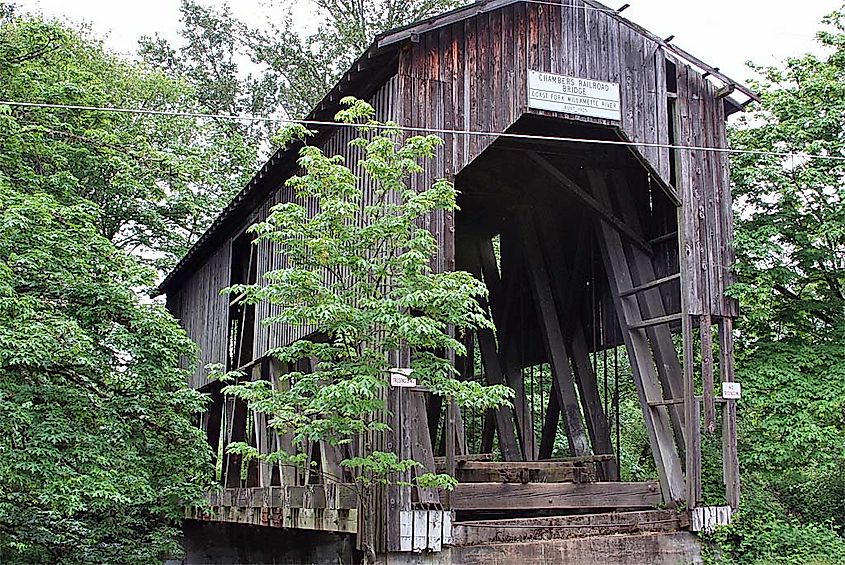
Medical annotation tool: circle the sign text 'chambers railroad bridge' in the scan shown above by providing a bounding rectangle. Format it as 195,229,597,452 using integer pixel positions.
160,0,756,560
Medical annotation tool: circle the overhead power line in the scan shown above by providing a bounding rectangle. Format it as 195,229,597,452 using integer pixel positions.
2,99,844,163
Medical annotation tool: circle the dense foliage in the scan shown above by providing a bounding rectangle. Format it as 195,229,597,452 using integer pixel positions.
711,9,845,563
0,11,215,563
140,0,464,127
220,99,511,489
1,9,255,270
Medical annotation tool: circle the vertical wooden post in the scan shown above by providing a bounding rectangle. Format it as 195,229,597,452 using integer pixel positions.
719,317,740,509
587,168,685,502
682,313,701,507
701,314,716,434
569,327,618,480
518,208,590,457
445,398,457,477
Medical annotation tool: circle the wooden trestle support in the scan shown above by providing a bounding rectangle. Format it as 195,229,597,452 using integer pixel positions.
189,154,739,554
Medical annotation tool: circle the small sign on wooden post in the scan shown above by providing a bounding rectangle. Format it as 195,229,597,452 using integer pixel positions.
527,70,622,121
389,367,417,388
722,382,741,400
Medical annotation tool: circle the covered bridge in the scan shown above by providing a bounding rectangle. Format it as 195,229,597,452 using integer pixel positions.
161,0,755,560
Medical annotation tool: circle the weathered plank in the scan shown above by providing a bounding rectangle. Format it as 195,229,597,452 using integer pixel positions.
517,208,590,457
449,481,662,511
588,168,685,503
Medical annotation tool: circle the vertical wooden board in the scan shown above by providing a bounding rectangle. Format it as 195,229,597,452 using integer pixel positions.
621,28,638,148
548,1,561,74
426,28,439,82
537,0,550,73
642,37,662,180
501,5,516,130
574,0,587,78
558,0,574,76
717,130,739,317
527,1,539,74
514,1,528,113
654,47,671,183
719,318,739,508
700,89,722,316
463,16,476,168
595,6,608,81
676,64,703,316
689,73,711,317
608,11,621,83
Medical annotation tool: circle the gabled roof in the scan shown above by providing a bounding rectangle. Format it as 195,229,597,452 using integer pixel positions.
159,0,757,294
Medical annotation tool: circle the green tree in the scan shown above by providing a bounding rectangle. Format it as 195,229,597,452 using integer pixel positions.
219,99,511,492
0,156,214,564
140,0,464,124
0,13,217,563
1,12,255,270
713,8,845,563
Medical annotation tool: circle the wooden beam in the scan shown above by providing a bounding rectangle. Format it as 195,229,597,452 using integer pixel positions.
605,172,687,454
588,169,685,503
568,326,618,480
538,385,560,460
527,152,652,255
518,209,590,456
627,313,683,330
478,237,535,460
453,461,597,484
451,509,684,546
449,481,662,512
464,245,522,461
619,273,681,297
701,315,716,434
532,210,614,474
719,317,740,509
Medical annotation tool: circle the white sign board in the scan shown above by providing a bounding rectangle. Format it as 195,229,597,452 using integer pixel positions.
527,70,621,121
389,367,417,388
722,382,742,400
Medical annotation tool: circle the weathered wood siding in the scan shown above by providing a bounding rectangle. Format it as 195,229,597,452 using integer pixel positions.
251,77,400,358
675,62,738,317
169,0,738,387
169,243,231,389
396,0,671,194
396,0,734,317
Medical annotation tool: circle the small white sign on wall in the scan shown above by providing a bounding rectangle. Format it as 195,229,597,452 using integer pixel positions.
527,70,622,121
722,382,742,400
389,367,417,388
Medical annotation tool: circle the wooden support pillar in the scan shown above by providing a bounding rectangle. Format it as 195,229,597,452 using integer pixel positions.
587,168,685,503
606,172,687,452
517,208,590,457
569,327,619,480
719,317,740,509
538,383,560,459
533,210,615,476
474,328,522,460
478,237,535,460
701,314,716,434
464,243,522,461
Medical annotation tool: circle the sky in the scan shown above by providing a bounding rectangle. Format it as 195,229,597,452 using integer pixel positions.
13,0,841,88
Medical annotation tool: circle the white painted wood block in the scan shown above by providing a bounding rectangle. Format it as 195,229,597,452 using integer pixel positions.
691,505,732,533
398,510,453,552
